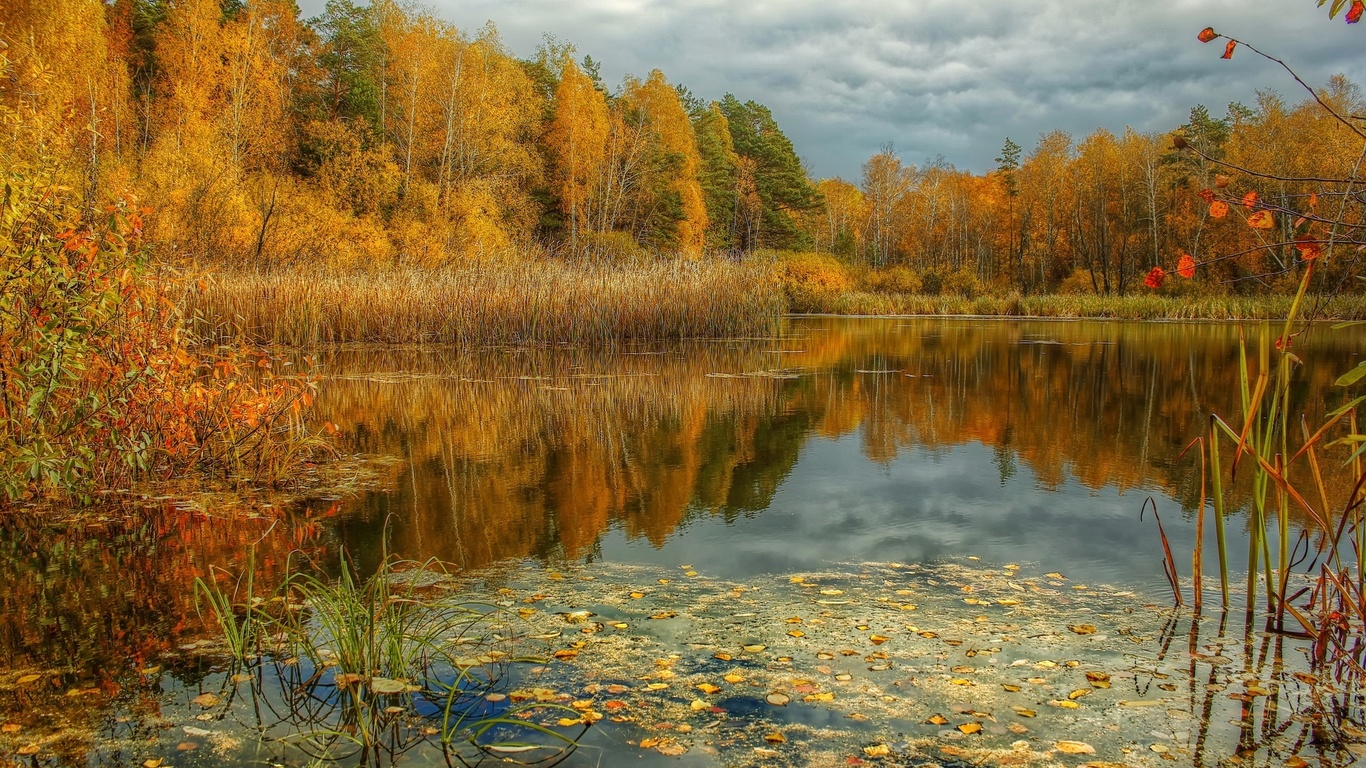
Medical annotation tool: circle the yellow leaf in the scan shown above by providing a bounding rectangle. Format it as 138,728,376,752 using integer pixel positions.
958,722,982,735
557,717,582,727
787,630,805,638
764,732,786,744
742,644,767,653
1068,624,1097,635
803,692,835,702
724,673,744,684
1055,740,1096,755
646,683,669,690
819,589,844,596
1002,684,1022,692
1247,210,1275,229
1069,688,1091,699
689,699,708,711
927,714,949,725
714,652,732,661
869,635,890,645
696,683,720,694
864,744,891,757
1012,706,1037,717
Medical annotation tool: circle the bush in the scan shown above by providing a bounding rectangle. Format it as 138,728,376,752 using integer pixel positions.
772,251,853,312
0,178,326,503
942,267,982,298
862,265,922,295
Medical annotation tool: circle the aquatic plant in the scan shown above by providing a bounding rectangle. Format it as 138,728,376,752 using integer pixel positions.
196,547,586,765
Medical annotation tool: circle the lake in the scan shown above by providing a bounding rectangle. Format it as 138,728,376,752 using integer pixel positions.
1,317,1363,767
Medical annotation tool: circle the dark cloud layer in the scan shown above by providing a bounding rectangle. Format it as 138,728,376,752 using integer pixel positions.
300,0,1365,178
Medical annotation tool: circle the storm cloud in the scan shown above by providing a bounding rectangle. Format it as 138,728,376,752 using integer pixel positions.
300,0,1365,178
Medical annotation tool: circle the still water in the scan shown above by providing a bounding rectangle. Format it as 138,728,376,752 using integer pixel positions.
1,316,1362,767
314,316,1357,591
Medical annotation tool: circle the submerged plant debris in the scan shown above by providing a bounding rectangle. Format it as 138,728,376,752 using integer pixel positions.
7,557,1359,767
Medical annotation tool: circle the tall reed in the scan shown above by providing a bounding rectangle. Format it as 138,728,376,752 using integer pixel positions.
189,258,783,347
1182,264,1365,681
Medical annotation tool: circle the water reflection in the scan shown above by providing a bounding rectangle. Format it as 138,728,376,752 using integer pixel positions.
309,318,1359,587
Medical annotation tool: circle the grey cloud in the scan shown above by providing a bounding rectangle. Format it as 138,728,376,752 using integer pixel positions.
299,0,1366,178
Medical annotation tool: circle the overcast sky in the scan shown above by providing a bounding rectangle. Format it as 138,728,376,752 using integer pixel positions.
298,0,1365,179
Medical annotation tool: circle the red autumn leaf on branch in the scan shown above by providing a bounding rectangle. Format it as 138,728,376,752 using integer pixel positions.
1294,236,1323,261
1247,210,1275,229
1198,27,1218,42
1177,253,1196,279
1241,191,1258,209
1210,200,1229,218
1144,266,1167,289
1198,188,1216,203
1349,1,1363,23
1221,40,1237,59
1309,192,1319,208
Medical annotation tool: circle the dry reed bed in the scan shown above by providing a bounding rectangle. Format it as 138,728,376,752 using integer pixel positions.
191,259,783,346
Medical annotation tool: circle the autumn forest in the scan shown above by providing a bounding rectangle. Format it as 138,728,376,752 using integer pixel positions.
3,0,1364,297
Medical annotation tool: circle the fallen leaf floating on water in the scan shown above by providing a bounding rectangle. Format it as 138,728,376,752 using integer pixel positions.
804,692,835,702
689,699,708,711
192,693,220,708
788,630,806,638
820,589,844,596
764,732,787,744
958,723,982,735
1085,671,1111,688
1068,624,1097,635
696,683,720,694
766,693,791,706
1002,684,1022,692
1012,707,1037,717
1055,740,1096,755
927,714,949,725
864,744,892,757
714,652,732,661
368,677,410,694
18,745,40,756
1068,689,1092,700
869,635,890,645
742,644,767,653
16,674,41,685
724,673,744,684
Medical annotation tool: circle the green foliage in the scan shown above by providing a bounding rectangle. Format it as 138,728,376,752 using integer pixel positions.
719,95,821,251
310,0,386,133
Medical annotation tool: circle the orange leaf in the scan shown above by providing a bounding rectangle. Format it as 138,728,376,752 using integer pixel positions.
1177,253,1196,279
1209,201,1229,218
1214,174,1231,189
1198,189,1216,203
1221,40,1236,59
1247,210,1275,229
1349,1,1363,23
1241,191,1258,209
1309,193,1319,208
1294,236,1322,261
1198,27,1218,42
1144,266,1167,289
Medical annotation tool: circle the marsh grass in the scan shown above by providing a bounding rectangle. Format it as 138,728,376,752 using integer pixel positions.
189,258,783,347
195,548,583,765
812,290,1366,320
1164,264,1366,684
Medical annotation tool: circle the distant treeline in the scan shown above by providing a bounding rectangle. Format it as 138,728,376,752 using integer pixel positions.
1,0,1362,295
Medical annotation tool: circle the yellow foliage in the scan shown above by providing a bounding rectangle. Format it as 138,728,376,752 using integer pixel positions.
773,251,853,311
